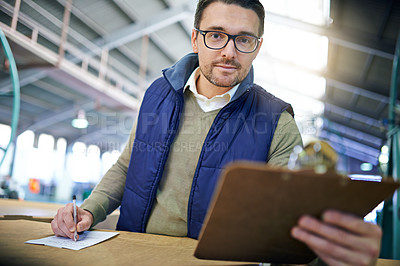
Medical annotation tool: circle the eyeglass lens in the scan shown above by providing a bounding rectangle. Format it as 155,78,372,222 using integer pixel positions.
204,31,258,53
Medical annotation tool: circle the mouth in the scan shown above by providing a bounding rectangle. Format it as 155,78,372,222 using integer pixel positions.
214,64,238,72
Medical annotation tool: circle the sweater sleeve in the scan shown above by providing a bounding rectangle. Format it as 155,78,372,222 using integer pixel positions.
80,120,137,227
267,111,303,167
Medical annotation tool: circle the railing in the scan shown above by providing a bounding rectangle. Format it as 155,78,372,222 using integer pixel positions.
0,0,143,97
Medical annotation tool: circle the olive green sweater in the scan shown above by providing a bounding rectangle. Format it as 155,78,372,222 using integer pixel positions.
81,89,303,235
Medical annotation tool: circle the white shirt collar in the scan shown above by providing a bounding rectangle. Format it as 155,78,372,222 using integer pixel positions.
183,67,239,112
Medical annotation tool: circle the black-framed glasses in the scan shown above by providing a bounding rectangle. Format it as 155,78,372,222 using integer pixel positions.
195,28,260,53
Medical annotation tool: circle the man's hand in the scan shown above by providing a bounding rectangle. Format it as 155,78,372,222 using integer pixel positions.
291,210,382,266
51,203,94,240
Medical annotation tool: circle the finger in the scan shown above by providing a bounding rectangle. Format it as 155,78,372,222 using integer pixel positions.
312,249,349,266
296,215,372,252
53,209,72,238
62,203,76,233
51,217,66,237
76,208,92,232
56,205,75,240
323,210,382,238
291,226,374,266
321,211,382,257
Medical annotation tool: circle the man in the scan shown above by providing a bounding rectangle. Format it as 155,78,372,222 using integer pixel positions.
52,1,382,265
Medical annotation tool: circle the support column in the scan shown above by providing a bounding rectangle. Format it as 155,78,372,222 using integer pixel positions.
139,34,149,90
11,0,21,31
58,0,73,66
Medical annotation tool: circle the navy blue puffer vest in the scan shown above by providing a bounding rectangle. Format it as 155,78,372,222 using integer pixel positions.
117,53,293,239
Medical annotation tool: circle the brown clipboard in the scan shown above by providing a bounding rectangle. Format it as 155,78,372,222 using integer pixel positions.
194,162,400,264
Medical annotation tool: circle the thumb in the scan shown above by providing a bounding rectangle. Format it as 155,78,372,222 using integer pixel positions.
77,209,93,232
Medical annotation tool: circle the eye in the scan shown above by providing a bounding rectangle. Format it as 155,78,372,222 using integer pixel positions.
237,36,251,44
210,32,223,40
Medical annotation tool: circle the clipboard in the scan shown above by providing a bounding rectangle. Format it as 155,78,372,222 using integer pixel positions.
194,162,400,264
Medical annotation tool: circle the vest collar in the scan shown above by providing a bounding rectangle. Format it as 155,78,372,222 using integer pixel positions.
162,53,254,100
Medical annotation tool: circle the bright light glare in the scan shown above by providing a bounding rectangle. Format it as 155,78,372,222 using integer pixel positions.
72,142,86,155
72,118,88,129
261,0,331,26
253,80,325,117
379,145,389,164
38,133,55,151
349,174,382,181
0,124,11,147
262,22,329,71
254,60,326,116
381,145,388,154
87,145,100,157
17,130,34,148
360,162,373,172
101,150,121,176
257,61,326,99
72,109,88,129
379,154,389,164
56,138,67,153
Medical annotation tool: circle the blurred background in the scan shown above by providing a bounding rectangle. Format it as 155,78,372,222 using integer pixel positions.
0,0,399,237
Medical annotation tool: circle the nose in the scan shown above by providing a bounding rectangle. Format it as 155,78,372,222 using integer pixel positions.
221,38,237,59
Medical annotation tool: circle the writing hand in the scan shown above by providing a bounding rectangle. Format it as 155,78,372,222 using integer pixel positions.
51,203,94,241
291,210,382,266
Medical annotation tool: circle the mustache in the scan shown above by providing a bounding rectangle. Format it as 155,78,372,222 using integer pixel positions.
212,59,241,68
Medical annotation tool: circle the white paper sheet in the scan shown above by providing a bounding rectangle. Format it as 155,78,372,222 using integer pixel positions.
25,231,119,250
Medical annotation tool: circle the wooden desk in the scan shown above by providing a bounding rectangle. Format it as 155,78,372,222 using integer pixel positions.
1,199,399,265
0,198,63,217
0,220,253,266
0,198,119,229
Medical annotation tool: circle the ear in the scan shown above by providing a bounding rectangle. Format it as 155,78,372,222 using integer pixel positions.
253,38,263,59
191,29,199,53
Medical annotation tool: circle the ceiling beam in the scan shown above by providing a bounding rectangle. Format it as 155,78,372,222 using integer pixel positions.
55,0,142,72
20,94,61,111
0,68,53,94
32,79,82,102
324,103,383,133
1,22,140,110
112,0,178,63
90,4,193,55
320,130,380,165
324,103,382,126
17,101,94,135
322,119,384,149
159,0,194,36
0,1,142,96
360,0,394,82
20,0,141,83
261,52,394,104
326,78,390,108
377,0,394,40
259,53,396,115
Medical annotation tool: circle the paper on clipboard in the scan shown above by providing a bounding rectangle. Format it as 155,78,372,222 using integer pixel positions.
194,162,400,264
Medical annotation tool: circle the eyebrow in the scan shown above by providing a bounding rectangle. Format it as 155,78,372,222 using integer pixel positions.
205,26,258,37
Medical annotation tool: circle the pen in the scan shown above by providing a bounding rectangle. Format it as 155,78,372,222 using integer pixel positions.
73,195,77,242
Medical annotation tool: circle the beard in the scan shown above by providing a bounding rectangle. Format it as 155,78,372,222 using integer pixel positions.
199,58,244,88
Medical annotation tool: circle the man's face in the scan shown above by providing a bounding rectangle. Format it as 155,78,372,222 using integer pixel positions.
192,2,263,90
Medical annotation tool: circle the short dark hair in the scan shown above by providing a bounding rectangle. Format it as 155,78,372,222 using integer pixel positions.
194,0,265,37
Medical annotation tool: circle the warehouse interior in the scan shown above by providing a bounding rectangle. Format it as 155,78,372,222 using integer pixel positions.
0,0,399,260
